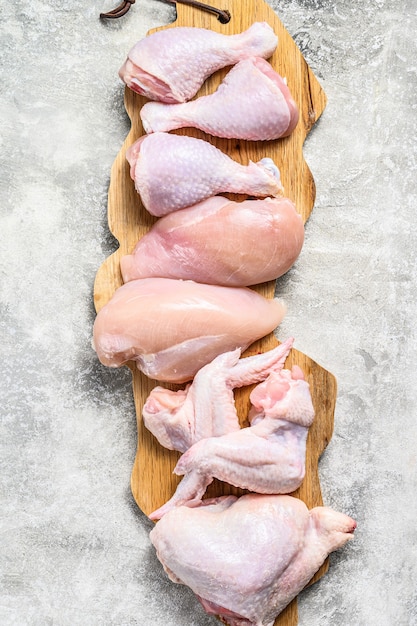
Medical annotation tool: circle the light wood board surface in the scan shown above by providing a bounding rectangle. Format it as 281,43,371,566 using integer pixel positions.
94,1,333,624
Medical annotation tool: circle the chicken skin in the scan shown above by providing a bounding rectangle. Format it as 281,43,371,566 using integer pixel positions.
143,338,294,452
92,278,286,383
121,195,303,287
119,22,278,103
125,132,283,216
141,57,299,140
149,364,314,520
150,494,356,626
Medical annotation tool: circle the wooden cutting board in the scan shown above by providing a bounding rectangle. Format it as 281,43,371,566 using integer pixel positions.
94,1,334,624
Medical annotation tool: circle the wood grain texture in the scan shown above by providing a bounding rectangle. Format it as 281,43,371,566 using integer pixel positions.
93,1,333,624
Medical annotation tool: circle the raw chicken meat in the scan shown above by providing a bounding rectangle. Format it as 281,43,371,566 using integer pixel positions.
119,22,278,103
121,196,304,286
125,132,283,216
149,364,314,520
141,57,299,140
92,278,286,383
150,494,356,626
143,338,294,452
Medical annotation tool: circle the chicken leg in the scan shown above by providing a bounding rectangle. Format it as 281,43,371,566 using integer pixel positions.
150,493,356,626
126,132,283,216
119,22,278,103
141,57,299,140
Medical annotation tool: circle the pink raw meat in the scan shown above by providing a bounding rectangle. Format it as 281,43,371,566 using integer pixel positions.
143,338,294,452
150,493,356,626
92,278,286,383
119,22,278,103
140,57,299,140
149,364,314,520
120,195,304,286
125,132,283,216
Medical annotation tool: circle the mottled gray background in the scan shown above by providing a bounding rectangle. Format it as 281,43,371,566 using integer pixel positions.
1,0,416,624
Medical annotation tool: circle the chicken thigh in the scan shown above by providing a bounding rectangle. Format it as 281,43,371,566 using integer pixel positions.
150,494,356,626
149,364,314,520
141,57,299,140
126,133,283,216
143,338,294,452
121,195,304,286
119,22,278,103
93,278,286,383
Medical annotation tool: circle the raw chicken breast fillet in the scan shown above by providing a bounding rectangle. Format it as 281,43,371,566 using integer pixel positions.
143,338,294,452
119,22,278,103
121,196,304,286
150,363,315,520
93,278,286,383
150,494,356,626
126,132,283,216
141,57,299,140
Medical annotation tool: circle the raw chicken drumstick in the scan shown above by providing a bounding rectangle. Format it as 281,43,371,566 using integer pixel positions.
150,493,356,626
119,22,278,103
121,195,304,286
92,278,286,383
141,57,299,140
149,364,315,520
126,132,283,216
143,338,294,452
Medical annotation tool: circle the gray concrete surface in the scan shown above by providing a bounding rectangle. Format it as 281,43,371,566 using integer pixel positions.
1,0,416,624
